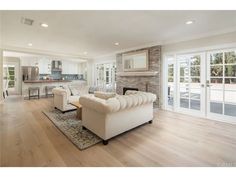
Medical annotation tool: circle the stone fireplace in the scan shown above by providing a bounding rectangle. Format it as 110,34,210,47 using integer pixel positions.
123,87,139,95
116,45,161,108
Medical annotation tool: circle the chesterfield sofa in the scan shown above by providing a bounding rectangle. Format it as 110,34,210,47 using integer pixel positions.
79,91,156,145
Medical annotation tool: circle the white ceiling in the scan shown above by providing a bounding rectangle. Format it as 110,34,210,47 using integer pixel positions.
3,51,87,63
2,11,236,59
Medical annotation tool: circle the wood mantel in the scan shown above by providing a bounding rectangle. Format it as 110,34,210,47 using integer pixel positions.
116,71,158,77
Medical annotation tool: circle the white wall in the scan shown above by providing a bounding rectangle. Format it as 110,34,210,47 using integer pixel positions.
162,31,236,54
86,60,94,86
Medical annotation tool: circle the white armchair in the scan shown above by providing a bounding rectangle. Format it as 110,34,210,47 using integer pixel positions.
52,85,89,113
52,87,78,113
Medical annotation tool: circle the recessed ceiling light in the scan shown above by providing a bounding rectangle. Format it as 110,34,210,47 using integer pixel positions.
83,51,87,55
28,43,33,46
40,23,48,28
185,20,194,25
114,42,119,46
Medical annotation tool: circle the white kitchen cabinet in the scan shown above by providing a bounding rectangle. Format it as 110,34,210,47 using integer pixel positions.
62,60,78,74
38,58,52,74
21,57,51,75
21,57,39,66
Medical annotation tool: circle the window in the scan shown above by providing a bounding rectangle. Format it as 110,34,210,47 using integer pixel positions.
96,62,116,90
166,57,175,107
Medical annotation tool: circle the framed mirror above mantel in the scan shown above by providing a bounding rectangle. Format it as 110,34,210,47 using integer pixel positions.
122,50,149,72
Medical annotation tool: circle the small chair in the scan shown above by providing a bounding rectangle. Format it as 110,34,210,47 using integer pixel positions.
28,87,40,100
45,85,56,97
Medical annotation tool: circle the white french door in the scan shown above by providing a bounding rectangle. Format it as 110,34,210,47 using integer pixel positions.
206,50,236,121
176,53,206,116
164,48,236,123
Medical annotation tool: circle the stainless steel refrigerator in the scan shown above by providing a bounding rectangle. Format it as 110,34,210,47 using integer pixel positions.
22,66,39,81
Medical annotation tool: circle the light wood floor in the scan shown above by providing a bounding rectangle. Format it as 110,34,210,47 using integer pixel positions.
1,96,236,167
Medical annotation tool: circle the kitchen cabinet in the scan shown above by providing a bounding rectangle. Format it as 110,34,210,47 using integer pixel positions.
38,58,52,74
62,60,78,74
21,57,51,74
21,57,39,67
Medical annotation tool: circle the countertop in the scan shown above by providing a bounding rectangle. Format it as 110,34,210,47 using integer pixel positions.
23,80,72,83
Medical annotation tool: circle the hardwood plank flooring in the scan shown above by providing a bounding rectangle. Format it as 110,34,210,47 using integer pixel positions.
0,96,236,167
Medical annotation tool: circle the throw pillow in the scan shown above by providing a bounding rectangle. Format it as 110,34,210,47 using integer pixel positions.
69,86,80,96
94,91,116,100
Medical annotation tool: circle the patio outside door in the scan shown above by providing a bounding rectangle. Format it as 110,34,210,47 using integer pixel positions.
176,53,206,116
207,50,236,121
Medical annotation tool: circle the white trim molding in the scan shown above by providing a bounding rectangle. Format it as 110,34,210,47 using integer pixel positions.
116,71,158,77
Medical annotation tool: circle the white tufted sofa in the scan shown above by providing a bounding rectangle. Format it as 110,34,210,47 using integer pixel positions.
79,91,156,145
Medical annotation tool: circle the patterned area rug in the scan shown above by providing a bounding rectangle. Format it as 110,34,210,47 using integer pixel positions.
43,109,102,150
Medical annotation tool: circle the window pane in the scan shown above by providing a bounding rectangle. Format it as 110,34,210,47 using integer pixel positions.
190,89,200,99
168,97,174,106
224,104,236,117
168,67,174,77
190,77,200,83
180,67,189,77
180,98,189,108
9,75,15,80
8,81,15,88
168,77,174,82
210,53,223,64
180,87,189,98
210,102,223,114
225,65,236,77
190,100,200,110
225,90,236,104
211,66,223,77
8,70,15,75
225,51,236,64
180,77,189,83
225,78,236,85
180,59,189,67
210,89,223,102
210,78,223,83
190,66,200,76
190,55,200,66
168,64,174,68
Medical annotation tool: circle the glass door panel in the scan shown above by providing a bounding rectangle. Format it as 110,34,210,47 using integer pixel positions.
207,50,236,118
177,54,204,113
166,57,175,108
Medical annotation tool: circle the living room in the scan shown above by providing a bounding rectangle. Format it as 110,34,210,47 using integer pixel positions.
0,1,236,177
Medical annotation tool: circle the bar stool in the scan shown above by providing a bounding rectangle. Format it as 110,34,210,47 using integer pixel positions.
45,85,56,97
28,87,40,100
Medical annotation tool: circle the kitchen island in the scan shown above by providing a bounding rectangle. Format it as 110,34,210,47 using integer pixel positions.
22,79,87,97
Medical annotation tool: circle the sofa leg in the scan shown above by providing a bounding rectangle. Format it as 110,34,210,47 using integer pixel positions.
82,126,87,130
103,140,109,145
148,120,153,124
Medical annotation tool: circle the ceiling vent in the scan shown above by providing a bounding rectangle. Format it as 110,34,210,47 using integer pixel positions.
21,17,34,26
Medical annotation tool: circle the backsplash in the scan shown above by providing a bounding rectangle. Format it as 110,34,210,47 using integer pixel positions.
39,71,85,80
